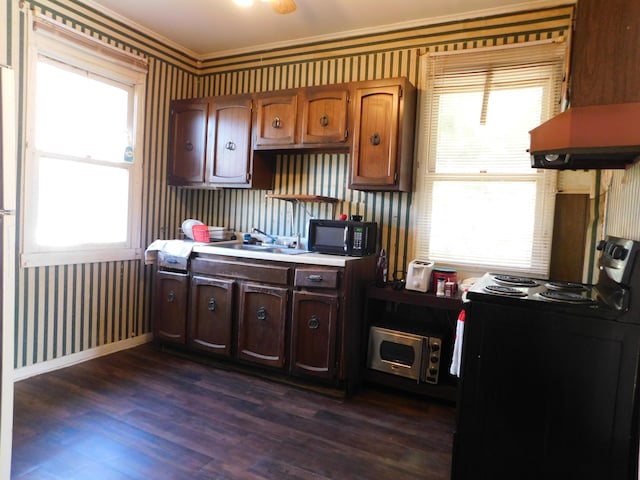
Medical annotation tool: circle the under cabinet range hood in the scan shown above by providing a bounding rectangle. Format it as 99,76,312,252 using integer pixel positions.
529,103,640,170
529,102,640,169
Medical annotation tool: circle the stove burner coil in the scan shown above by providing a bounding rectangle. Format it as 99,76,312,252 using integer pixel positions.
493,275,539,287
484,285,528,297
546,281,588,292
539,291,596,304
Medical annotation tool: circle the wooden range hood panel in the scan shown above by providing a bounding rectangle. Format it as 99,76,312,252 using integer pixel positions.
529,103,640,169
529,0,640,169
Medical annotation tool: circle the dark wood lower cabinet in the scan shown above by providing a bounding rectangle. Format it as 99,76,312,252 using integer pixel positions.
290,290,338,379
153,270,189,344
189,275,234,356
237,282,288,368
153,254,376,391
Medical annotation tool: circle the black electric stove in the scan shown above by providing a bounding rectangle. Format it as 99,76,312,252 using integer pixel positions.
466,236,639,322
452,235,640,480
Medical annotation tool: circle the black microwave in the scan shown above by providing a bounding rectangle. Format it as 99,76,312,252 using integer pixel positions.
307,219,377,256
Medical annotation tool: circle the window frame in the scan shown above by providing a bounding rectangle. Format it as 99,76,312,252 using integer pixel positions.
22,16,147,268
411,41,566,278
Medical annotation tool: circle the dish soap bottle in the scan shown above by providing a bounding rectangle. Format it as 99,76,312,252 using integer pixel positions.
375,249,388,287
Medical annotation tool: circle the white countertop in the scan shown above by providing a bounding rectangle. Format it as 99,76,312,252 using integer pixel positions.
192,243,365,267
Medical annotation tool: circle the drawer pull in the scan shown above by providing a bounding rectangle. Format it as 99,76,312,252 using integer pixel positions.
167,290,176,303
307,274,323,282
257,306,267,321
225,141,236,151
308,315,320,329
208,298,217,312
272,116,281,129
319,114,329,127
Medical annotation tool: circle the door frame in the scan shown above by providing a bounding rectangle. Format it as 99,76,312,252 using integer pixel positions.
1,64,17,478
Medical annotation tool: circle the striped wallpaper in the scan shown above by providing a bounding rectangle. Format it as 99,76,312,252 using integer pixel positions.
4,0,579,369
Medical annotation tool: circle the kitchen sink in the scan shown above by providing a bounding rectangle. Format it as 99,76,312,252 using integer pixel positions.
217,243,313,255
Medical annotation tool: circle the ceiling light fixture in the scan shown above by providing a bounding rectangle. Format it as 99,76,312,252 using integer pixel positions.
232,0,297,15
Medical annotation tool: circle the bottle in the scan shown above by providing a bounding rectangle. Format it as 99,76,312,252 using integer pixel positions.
375,249,388,287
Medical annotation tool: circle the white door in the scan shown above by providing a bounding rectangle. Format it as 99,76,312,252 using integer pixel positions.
0,64,16,478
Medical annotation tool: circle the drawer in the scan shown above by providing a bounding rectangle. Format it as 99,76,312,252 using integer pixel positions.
294,268,339,289
191,258,290,285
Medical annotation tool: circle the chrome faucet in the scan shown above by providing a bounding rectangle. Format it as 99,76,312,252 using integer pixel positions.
251,227,277,244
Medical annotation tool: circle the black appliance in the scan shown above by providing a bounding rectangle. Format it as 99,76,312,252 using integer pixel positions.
307,219,377,256
452,235,640,480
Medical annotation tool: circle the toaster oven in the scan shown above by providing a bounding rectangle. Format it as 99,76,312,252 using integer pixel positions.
367,326,443,384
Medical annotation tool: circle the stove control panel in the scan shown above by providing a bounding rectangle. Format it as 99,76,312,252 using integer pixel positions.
597,236,639,285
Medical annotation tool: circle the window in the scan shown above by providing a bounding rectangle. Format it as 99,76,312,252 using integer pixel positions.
23,15,147,267
412,42,566,276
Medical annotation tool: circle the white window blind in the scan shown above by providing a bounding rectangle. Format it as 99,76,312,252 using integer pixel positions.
413,41,566,276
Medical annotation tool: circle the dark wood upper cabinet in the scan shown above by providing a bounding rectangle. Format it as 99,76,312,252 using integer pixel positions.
168,95,273,189
207,95,253,186
167,77,416,192
570,0,640,106
254,92,298,148
349,78,416,192
300,86,349,145
168,98,208,185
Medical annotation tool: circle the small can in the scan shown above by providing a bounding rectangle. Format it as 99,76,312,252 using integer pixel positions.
436,278,446,297
445,281,455,297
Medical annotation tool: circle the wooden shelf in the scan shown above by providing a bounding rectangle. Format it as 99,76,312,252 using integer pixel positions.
265,194,339,204
366,285,464,311
266,194,340,231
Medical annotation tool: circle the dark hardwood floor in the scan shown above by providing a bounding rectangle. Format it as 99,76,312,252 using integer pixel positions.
12,344,455,479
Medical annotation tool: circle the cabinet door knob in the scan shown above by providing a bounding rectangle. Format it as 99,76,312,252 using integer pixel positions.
272,116,281,129
208,298,217,311
319,114,329,127
308,315,320,329
167,290,176,303
185,141,194,151
257,306,267,321
225,141,236,151
370,133,381,146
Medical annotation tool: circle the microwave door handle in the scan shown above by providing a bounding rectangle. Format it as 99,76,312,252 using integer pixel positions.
343,226,348,253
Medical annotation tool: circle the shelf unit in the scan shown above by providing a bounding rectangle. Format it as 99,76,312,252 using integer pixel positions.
363,285,464,402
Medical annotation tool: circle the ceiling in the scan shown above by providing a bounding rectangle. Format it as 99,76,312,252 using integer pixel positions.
81,0,570,58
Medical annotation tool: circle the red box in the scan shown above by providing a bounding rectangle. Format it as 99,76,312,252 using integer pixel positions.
191,224,210,243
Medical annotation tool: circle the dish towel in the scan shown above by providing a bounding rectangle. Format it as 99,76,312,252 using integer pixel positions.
449,309,466,377
144,239,195,265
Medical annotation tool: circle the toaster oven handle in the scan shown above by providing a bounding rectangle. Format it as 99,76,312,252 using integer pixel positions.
420,338,428,384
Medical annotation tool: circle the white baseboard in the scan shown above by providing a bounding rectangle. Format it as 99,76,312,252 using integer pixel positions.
12,333,153,382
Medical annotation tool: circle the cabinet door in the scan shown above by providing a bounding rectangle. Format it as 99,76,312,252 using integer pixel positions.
153,270,189,344
237,283,288,368
290,291,338,379
168,99,208,186
207,95,253,186
189,275,234,356
570,0,640,106
254,93,298,147
350,84,400,189
300,87,349,145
